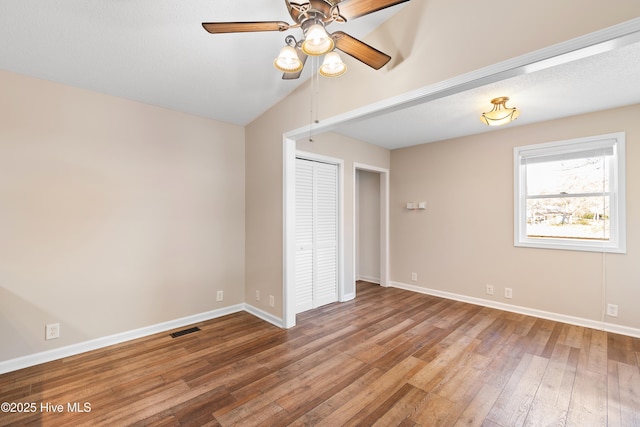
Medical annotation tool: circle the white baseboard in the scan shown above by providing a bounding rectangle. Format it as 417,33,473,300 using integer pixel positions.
341,292,356,302
357,275,380,284
5,283,638,375
0,304,254,375
389,281,640,338
243,304,284,328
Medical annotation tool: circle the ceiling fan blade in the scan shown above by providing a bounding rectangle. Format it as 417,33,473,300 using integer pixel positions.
335,0,410,21
202,21,290,34
332,31,391,69
282,49,308,80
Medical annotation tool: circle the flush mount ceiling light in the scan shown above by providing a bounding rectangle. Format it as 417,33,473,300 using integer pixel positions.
202,0,410,80
480,96,520,126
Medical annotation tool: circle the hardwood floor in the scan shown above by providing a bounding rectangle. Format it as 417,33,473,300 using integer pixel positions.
1,281,639,426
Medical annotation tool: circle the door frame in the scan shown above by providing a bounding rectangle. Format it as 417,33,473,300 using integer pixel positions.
283,138,389,328
354,163,390,288
285,148,344,327
297,151,344,308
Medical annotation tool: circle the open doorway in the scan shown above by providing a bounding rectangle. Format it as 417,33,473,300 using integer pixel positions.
356,169,381,284
354,163,389,289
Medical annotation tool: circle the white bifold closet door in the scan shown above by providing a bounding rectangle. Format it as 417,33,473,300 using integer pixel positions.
295,158,338,314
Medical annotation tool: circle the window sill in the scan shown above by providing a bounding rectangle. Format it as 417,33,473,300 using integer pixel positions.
515,238,626,254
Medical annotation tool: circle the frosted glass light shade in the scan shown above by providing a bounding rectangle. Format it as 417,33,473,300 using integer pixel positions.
274,46,303,73
480,96,520,126
301,24,334,56
319,51,346,77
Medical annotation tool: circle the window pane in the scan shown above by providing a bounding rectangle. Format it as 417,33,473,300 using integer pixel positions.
526,156,609,196
515,132,625,253
526,196,610,240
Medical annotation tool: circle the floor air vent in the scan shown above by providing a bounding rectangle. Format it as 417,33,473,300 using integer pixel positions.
170,326,201,338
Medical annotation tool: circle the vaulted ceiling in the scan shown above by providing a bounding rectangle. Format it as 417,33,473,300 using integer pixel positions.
2,1,639,150
0,0,404,126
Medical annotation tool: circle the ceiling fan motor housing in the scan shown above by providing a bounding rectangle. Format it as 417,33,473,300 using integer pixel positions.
291,0,343,29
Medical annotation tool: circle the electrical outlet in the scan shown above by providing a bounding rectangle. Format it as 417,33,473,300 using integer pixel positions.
607,304,618,317
216,291,223,302
486,284,494,295
411,272,418,281
269,295,275,307
504,288,513,299
45,323,60,340
255,290,260,300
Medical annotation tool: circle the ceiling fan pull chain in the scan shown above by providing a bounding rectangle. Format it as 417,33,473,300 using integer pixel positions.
308,55,321,142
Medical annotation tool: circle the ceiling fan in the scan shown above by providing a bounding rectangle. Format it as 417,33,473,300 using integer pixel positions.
202,0,410,79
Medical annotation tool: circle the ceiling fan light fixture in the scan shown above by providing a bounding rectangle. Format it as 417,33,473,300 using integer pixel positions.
480,96,520,126
319,51,347,77
301,24,334,56
274,45,303,73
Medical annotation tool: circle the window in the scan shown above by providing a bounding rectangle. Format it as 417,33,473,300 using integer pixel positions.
514,132,626,253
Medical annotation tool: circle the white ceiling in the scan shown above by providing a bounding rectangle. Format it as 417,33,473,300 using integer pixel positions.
335,39,640,149
1,1,639,150
0,0,404,126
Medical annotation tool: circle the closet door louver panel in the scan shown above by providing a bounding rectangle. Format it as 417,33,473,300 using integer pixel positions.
295,158,338,313
295,159,314,313
313,161,338,307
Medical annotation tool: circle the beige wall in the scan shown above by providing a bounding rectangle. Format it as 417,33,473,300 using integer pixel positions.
244,128,389,316
245,131,388,313
245,0,640,319
390,104,640,329
0,70,245,361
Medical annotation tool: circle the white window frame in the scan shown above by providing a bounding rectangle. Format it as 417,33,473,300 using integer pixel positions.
514,132,626,253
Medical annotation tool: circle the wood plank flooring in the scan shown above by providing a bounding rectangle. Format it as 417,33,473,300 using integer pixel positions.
1,281,639,426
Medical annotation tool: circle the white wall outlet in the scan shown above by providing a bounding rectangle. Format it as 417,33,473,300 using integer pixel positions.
486,284,494,295
504,287,513,299
255,290,260,301
607,304,618,317
45,323,60,340
216,290,223,302
269,295,275,307
411,272,418,281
